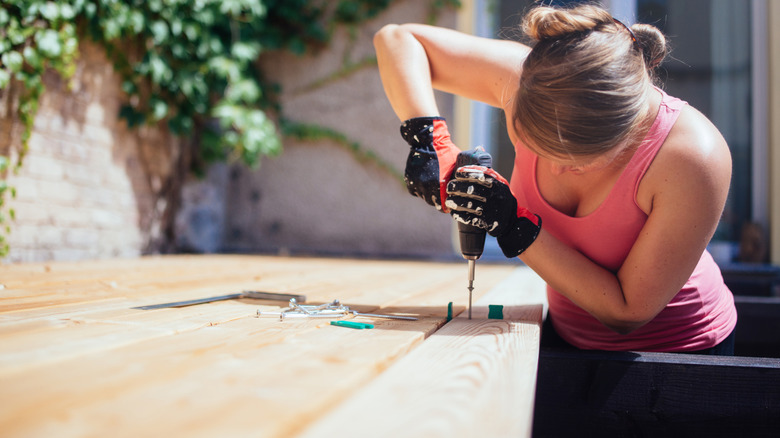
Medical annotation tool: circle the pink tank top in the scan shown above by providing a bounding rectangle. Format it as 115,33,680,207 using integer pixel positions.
510,89,737,352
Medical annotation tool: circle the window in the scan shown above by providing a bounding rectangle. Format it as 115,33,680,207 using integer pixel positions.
470,0,767,263
636,0,759,253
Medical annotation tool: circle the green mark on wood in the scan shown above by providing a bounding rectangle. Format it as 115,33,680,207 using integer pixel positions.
488,305,504,320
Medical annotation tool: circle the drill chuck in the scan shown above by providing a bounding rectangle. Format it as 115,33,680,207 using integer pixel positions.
457,221,486,260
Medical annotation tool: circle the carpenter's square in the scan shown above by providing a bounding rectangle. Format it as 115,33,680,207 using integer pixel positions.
133,291,307,310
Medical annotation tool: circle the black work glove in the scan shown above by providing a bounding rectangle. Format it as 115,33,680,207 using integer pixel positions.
446,165,542,258
400,117,460,212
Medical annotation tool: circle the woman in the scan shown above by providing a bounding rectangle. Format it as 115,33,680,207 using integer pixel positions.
374,4,737,354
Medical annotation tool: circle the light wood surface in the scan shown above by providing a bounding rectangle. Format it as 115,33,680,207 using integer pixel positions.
0,255,545,437
300,302,543,437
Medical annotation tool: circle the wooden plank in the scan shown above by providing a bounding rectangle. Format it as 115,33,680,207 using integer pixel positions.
299,266,545,438
0,255,342,313
0,255,499,315
0,314,438,437
0,255,523,437
533,348,780,437
0,304,256,375
0,256,513,373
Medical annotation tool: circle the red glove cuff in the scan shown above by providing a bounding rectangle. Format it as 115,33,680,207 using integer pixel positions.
431,119,461,213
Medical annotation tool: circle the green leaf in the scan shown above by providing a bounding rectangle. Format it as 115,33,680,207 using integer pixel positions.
220,0,261,16
223,130,240,146
208,37,224,54
8,21,30,45
102,17,121,40
168,114,193,135
179,73,208,101
183,23,199,41
84,2,96,17
194,7,215,26
129,11,145,34
207,56,240,82
212,102,241,127
23,46,42,69
150,20,169,45
119,104,146,127
40,2,60,21
122,80,138,95
150,97,168,121
35,29,62,58
147,54,173,84
0,69,10,89
170,18,182,36
60,4,76,20
1,51,23,73
148,0,164,13
225,79,260,103
62,33,78,58
231,42,261,62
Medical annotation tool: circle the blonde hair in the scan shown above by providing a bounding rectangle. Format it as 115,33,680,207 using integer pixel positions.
513,4,668,158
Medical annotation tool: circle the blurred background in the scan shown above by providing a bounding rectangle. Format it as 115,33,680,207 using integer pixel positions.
1,0,779,293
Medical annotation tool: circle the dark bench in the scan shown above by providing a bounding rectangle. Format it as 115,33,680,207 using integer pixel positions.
723,263,780,297
533,296,780,437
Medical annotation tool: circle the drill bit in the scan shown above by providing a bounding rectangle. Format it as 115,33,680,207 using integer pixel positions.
467,258,476,320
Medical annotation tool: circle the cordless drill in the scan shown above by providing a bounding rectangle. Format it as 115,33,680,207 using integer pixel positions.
454,148,492,319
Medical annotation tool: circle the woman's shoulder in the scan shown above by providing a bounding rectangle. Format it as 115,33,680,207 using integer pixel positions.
662,105,730,171
639,103,731,213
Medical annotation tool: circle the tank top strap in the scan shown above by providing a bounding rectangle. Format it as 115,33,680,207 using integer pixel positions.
625,88,688,199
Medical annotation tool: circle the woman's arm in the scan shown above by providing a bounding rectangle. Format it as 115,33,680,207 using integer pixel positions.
519,107,731,334
373,23,530,121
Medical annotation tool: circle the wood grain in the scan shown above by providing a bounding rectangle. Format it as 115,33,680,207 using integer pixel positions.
298,268,546,438
0,255,542,437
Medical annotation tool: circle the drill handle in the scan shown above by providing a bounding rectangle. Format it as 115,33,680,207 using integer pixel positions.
455,147,492,260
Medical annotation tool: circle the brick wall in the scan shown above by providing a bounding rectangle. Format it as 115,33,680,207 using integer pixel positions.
1,42,177,263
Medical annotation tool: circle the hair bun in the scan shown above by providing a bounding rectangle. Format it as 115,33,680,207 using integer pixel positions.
632,23,668,69
522,5,613,42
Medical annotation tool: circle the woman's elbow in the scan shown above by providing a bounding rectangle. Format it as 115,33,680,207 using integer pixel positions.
373,23,402,50
601,310,655,335
604,320,646,336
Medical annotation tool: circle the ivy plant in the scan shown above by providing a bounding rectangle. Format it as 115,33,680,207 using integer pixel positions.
0,0,460,256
